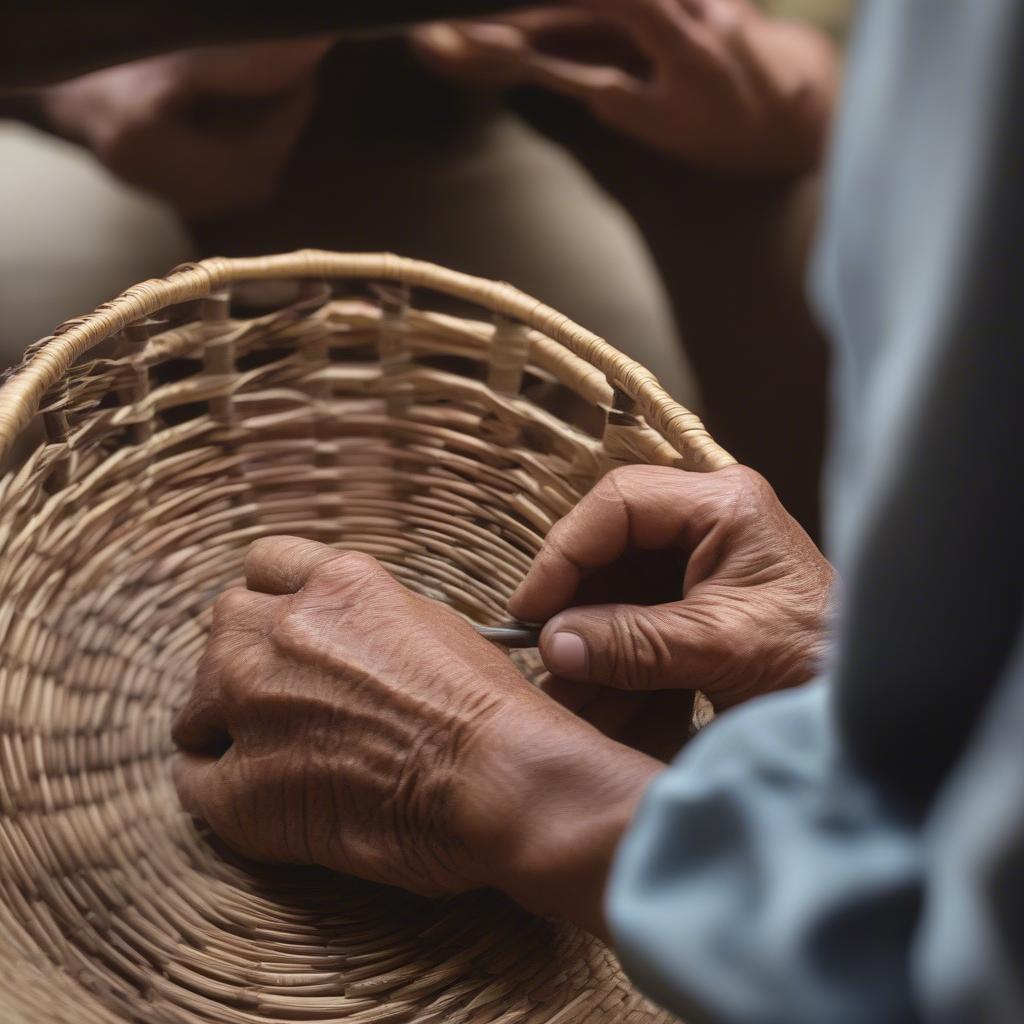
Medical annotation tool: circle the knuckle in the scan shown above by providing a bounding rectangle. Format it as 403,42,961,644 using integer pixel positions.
544,511,580,556
250,534,306,563
585,466,640,517
201,616,268,704
271,600,314,655
313,549,385,588
602,463,648,493
720,464,776,519
246,536,277,564
722,463,772,497
609,608,672,689
604,463,680,498
211,586,252,627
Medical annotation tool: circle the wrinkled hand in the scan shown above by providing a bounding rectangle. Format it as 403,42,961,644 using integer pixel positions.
413,0,838,174
39,38,334,219
509,464,834,710
173,537,659,933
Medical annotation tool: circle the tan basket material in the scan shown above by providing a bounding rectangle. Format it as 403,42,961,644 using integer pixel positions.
0,251,731,1024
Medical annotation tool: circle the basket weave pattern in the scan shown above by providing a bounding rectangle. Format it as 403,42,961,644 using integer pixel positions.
0,252,731,1023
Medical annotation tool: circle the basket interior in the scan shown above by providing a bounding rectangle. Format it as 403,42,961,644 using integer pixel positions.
0,270,681,1023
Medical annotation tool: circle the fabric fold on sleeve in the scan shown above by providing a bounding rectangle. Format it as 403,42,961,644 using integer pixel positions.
607,682,922,1024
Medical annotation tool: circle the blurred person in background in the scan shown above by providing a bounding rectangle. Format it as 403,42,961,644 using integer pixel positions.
0,31,694,409
0,0,849,534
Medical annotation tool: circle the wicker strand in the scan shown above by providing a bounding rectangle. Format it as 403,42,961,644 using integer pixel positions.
0,252,733,473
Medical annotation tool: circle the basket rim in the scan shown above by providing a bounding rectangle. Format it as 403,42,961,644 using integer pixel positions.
0,249,733,470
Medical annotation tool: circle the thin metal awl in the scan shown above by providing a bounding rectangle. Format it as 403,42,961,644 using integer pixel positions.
472,622,542,649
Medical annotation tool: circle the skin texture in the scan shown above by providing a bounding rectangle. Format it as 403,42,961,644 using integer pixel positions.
413,0,839,175
174,467,833,936
38,38,336,219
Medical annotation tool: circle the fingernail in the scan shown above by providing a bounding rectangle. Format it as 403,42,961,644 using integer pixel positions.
546,631,588,678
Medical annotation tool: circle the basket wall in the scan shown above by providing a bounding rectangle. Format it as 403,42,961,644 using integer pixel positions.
0,252,731,1024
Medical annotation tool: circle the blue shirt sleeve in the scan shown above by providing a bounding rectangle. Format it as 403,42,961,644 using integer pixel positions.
608,647,1024,1024
608,683,923,1024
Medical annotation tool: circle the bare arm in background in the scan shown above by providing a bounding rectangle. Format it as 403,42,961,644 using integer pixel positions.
0,1,528,219
415,0,840,176
0,1,532,88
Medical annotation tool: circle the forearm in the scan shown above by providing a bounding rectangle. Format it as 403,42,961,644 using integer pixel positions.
2,1,532,88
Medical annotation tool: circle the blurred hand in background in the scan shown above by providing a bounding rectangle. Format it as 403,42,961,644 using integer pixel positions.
414,0,839,175
39,37,335,220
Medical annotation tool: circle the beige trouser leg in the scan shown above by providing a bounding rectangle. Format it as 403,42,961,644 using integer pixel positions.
0,114,697,408
0,122,194,367
195,111,700,408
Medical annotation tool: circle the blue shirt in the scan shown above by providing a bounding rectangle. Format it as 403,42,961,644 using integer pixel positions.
607,2,1024,1021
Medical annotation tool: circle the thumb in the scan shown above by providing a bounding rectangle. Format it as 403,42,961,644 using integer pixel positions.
539,602,724,692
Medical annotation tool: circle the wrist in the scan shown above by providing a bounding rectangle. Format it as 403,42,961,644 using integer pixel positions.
457,700,661,938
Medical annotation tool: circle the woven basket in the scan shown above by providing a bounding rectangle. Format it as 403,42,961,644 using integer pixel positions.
0,251,732,1024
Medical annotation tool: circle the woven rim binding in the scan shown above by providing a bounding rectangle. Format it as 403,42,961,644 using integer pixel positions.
0,250,733,471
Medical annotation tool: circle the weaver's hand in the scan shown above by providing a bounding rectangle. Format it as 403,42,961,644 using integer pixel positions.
414,0,838,175
39,38,334,219
173,537,660,936
509,465,834,710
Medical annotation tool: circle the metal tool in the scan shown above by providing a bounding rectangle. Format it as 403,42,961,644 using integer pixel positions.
472,621,542,648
